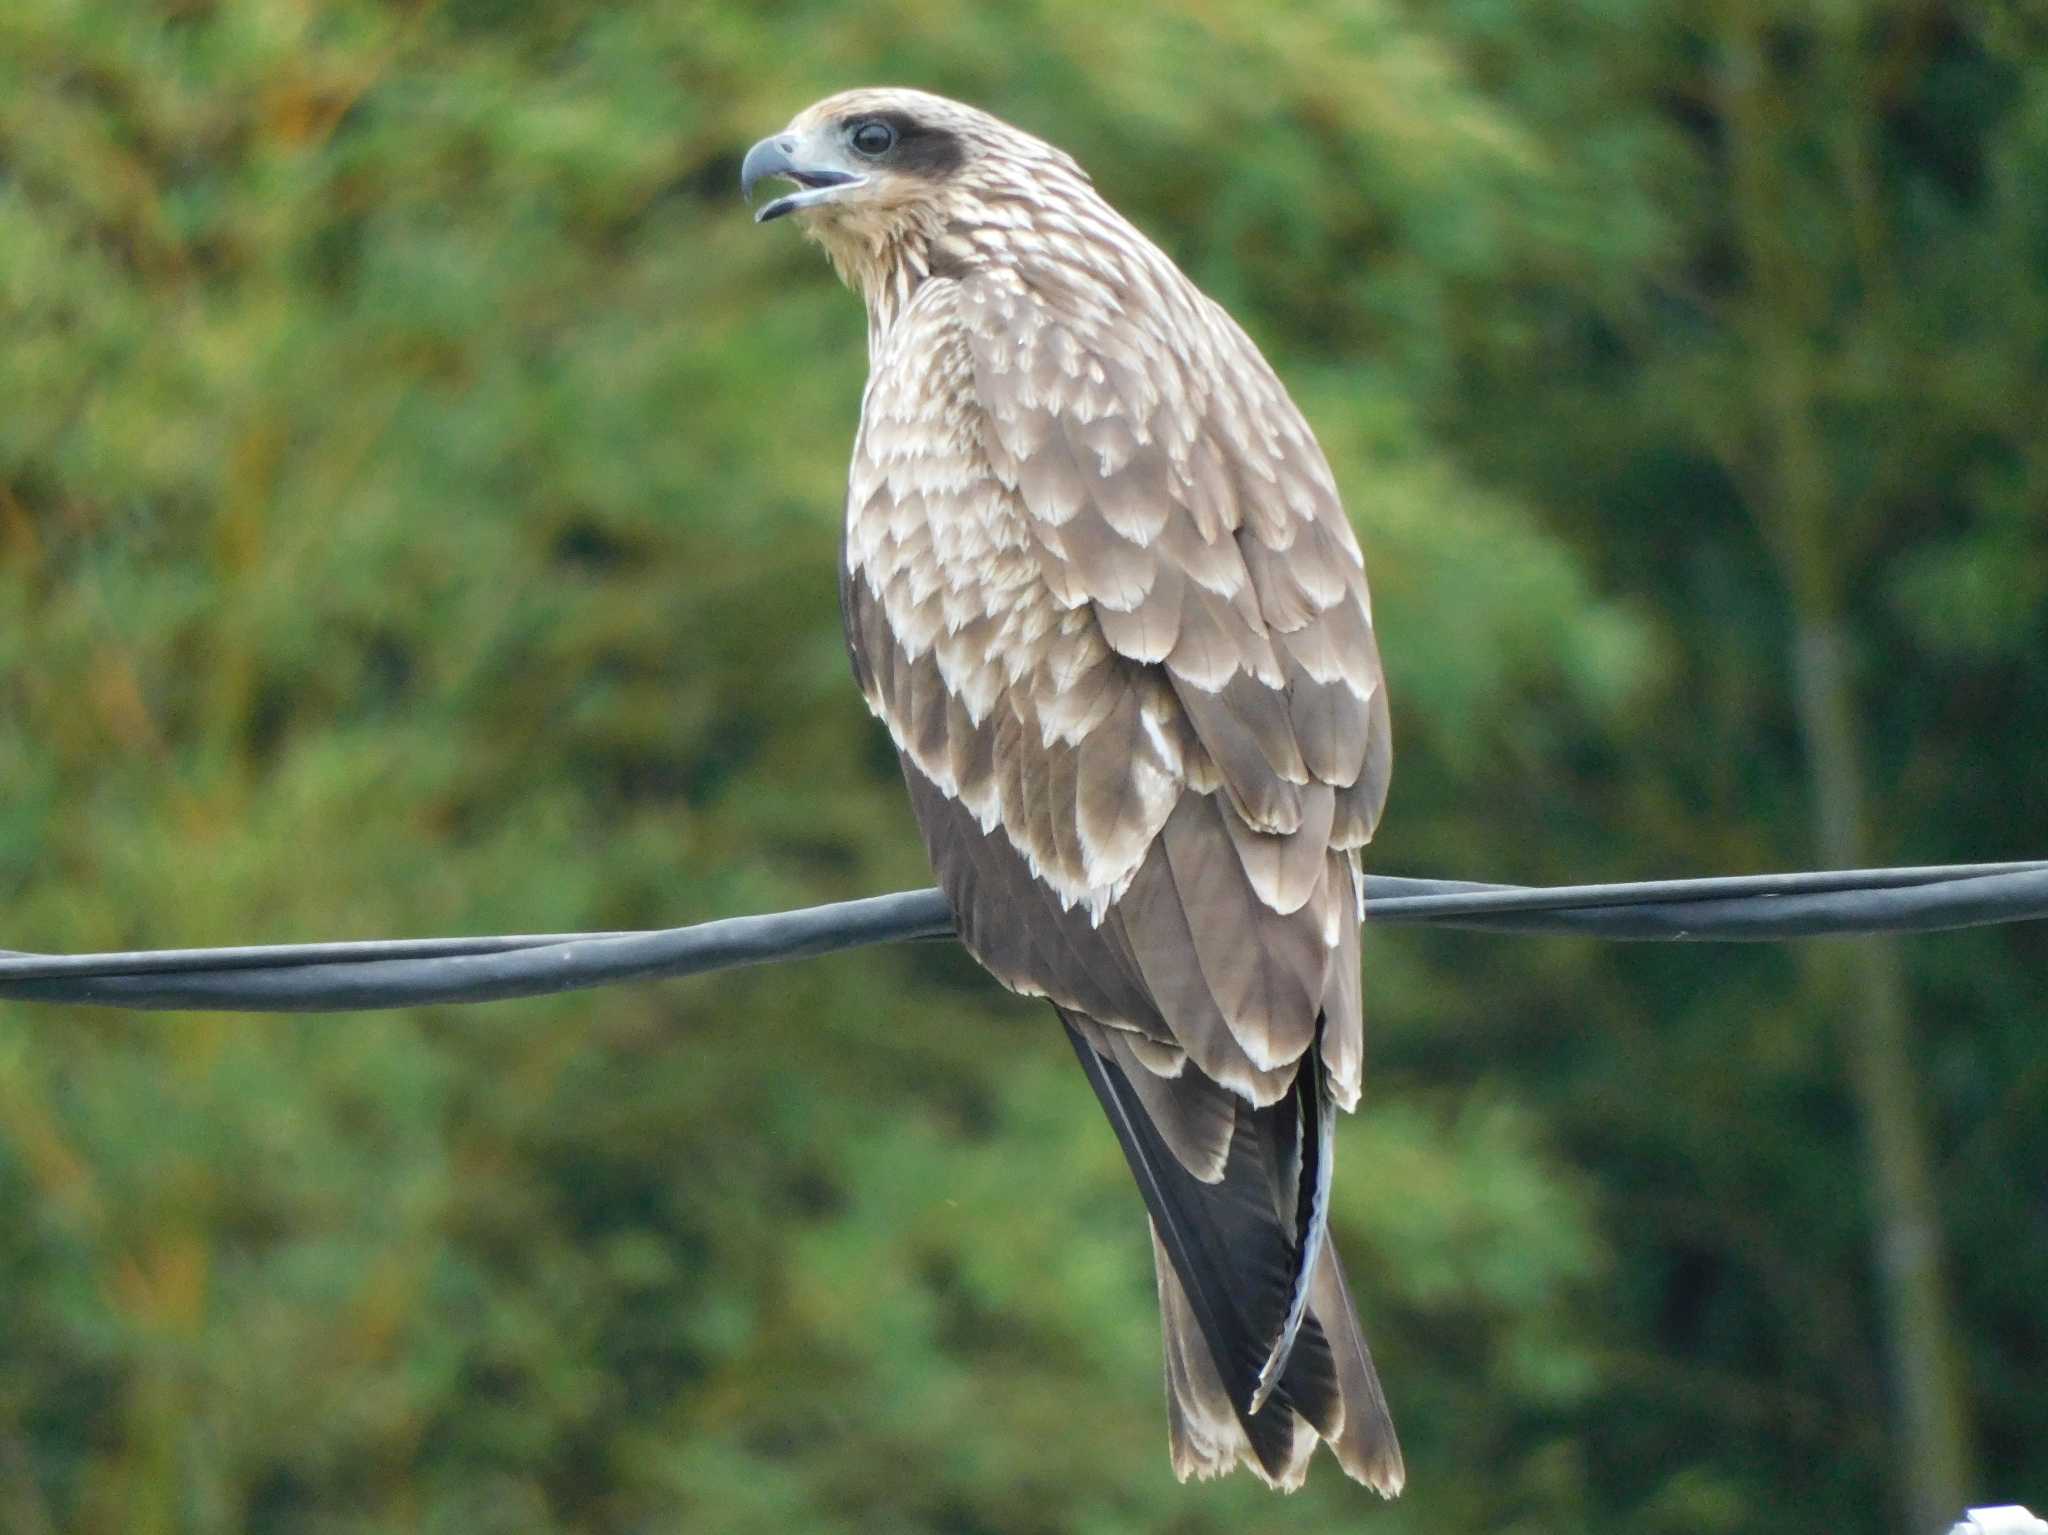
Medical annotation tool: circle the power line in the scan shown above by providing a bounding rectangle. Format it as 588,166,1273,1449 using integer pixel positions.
2,861,2043,1014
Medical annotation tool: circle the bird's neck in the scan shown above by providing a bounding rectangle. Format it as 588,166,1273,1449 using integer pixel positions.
859,237,940,354
814,208,954,351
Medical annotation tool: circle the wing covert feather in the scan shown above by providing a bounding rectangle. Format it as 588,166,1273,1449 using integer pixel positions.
843,266,1389,1099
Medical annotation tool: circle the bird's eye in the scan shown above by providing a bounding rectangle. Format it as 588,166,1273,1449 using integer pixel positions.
849,119,896,157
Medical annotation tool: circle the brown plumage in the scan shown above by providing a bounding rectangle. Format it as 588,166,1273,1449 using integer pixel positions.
743,89,1400,1494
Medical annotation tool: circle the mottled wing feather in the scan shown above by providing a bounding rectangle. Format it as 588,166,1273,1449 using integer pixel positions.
958,269,1385,1079
845,264,1389,1102
1321,854,1367,1112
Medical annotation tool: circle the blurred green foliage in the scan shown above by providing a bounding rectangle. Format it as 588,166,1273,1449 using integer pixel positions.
2,1,2044,1531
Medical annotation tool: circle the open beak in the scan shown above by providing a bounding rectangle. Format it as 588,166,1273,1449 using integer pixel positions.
740,134,867,223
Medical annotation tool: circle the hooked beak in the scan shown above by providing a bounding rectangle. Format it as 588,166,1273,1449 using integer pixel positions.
740,134,867,223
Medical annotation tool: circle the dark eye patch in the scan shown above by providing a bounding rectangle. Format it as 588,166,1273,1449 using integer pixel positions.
840,110,963,178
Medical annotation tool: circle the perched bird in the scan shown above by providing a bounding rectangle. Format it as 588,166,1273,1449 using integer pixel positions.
742,89,1400,1494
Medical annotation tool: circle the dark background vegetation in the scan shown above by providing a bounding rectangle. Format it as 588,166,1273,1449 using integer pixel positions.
3,2,2045,1531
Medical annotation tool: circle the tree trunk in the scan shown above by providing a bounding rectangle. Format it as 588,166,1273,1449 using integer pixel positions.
1718,7,1975,1526
1793,619,1973,1535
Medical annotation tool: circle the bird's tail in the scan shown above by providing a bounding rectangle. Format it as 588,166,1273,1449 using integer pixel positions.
1155,1227,1403,1493
1063,1015,1403,1493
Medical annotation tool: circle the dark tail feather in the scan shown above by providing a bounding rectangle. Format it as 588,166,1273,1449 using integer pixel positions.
1063,1014,1402,1492
1309,1242,1404,1492
1155,1230,1403,1493
1249,1040,1333,1413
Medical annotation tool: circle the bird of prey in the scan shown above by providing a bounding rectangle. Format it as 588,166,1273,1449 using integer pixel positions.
742,89,1400,1494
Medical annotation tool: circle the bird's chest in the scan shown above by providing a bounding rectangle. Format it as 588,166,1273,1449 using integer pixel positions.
844,306,1054,702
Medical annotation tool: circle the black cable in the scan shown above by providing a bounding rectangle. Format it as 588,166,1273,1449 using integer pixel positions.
2,861,2043,1015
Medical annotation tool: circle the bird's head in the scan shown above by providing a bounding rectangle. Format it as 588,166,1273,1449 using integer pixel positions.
741,88,1092,299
